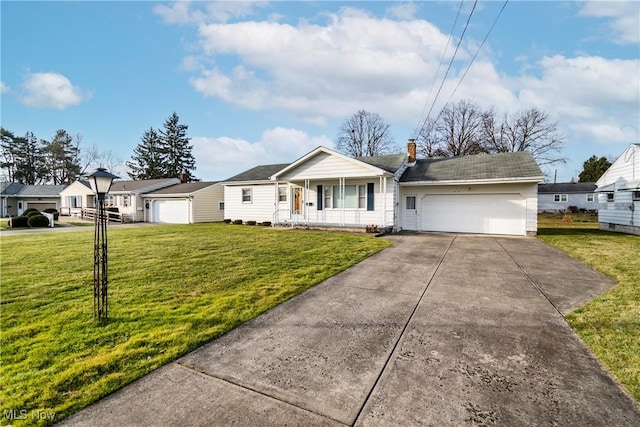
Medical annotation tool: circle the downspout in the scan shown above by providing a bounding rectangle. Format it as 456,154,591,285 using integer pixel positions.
305,179,310,225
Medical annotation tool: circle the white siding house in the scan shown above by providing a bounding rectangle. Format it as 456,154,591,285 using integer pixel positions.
538,182,597,212
59,181,96,216
142,182,224,224
595,144,640,235
224,144,544,236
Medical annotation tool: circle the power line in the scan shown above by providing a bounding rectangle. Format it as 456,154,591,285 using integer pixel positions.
442,0,509,108
414,0,465,135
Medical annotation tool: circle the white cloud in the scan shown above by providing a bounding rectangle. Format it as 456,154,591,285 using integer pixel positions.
0,81,9,94
19,72,90,109
579,2,640,44
189,8,459,124
154,0,267,25
385,2,420,20
192,127,334,180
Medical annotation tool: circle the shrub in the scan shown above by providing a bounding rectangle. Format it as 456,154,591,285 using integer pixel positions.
25,210,42,217
567,205,579,213
246,220,257,226
23,208,39,216
43,208,59,220
27,214,50,228
233,219,243,225
261,221,272,227
10,216,29,228
223,219,232,224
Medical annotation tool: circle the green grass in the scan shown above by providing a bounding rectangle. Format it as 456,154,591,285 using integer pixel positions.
537,215,639,402
0,223,391,426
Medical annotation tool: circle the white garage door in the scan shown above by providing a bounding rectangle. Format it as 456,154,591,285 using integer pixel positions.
151,200,189,224
421,194,526,236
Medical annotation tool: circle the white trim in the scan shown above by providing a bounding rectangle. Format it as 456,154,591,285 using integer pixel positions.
400,176,544,186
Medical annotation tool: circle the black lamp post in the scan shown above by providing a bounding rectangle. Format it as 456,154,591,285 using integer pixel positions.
86,168,119,320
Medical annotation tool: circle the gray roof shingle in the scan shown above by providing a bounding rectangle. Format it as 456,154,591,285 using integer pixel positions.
538,182,596,193
145,182,219,195
356,153,406,173
1,184,66,196
400,151,543,182
225,164,290,182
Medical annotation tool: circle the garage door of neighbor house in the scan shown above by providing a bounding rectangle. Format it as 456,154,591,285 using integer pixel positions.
421,194,526,236
152,200,189,224
27,202,56,212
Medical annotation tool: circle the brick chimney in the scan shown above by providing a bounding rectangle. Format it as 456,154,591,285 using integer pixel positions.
407,139,416,164
179,170,188,183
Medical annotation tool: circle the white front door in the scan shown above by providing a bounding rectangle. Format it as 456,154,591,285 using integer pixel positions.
403,195,418,230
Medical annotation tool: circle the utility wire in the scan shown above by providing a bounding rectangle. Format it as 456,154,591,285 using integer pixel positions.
416,0,478,138
414,0,465,136
442,0,509,108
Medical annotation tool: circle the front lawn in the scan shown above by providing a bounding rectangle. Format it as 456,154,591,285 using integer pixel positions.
538,218,639,402
0,223,391,426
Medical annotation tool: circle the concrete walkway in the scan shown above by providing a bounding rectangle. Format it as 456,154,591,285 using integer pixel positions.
59,234,640,426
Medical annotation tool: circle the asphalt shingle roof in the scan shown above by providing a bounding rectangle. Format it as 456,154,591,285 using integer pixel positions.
146,182,219,195
109,179,177,192
538,182,596,193
224,164,290,182
356,153,406,173
400,151,543,182
1,184,66,196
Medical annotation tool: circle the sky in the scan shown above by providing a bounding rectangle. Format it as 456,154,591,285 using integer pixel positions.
1,0,639,182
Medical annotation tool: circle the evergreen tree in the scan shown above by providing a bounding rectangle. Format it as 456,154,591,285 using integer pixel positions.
41,129,81,184
159,112,196,181
14,132,45,184
579,155,612,182
1,128,18,182
126,127,165,179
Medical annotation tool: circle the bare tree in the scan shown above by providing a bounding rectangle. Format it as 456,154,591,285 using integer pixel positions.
482,108,565,166
414,117,440,158
336,110,396,157
433,99,486,157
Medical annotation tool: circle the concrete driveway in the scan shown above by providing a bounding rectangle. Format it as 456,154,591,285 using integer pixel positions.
59,234,640,426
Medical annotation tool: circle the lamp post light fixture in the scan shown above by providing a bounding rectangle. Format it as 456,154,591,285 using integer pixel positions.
86,167,119,320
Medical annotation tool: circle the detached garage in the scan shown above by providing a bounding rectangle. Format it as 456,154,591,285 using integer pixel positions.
143,182,224,224
400,152,543,236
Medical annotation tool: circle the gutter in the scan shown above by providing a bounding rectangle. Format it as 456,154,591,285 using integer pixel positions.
399,176,545,186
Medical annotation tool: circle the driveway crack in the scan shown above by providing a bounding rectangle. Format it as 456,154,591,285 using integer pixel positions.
350,235,457,426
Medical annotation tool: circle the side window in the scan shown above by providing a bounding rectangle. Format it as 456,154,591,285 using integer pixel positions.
586,194,595,202
607,193,614,202
218,202,224,211
242,188,252,203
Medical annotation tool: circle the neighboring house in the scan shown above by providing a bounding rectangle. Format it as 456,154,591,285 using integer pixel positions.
59,180,96,216
224,143,544,236
537,182,597,212
106,178,180,222
0,183,66,217
595,143,640,235
142,182,224,224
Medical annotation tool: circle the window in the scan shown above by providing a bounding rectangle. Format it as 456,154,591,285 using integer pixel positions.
324,187,331,210
105,195,116,206
123,195,130,207
553,194,568,202
218,202,224,211
606,193,614,202
358,185,366,209
278,186,287,202
406,196,416,210
66,196,82,208
332,185,357,208
242,188,252,203
633,191,640,201
586,194,595,202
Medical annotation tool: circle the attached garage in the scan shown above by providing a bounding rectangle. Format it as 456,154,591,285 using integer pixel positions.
420,193,526,236
151,200,190,224
399,152,544,236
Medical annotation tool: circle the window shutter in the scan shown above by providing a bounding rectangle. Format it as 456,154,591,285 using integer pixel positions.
367,183,374,211
317,185,323,210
